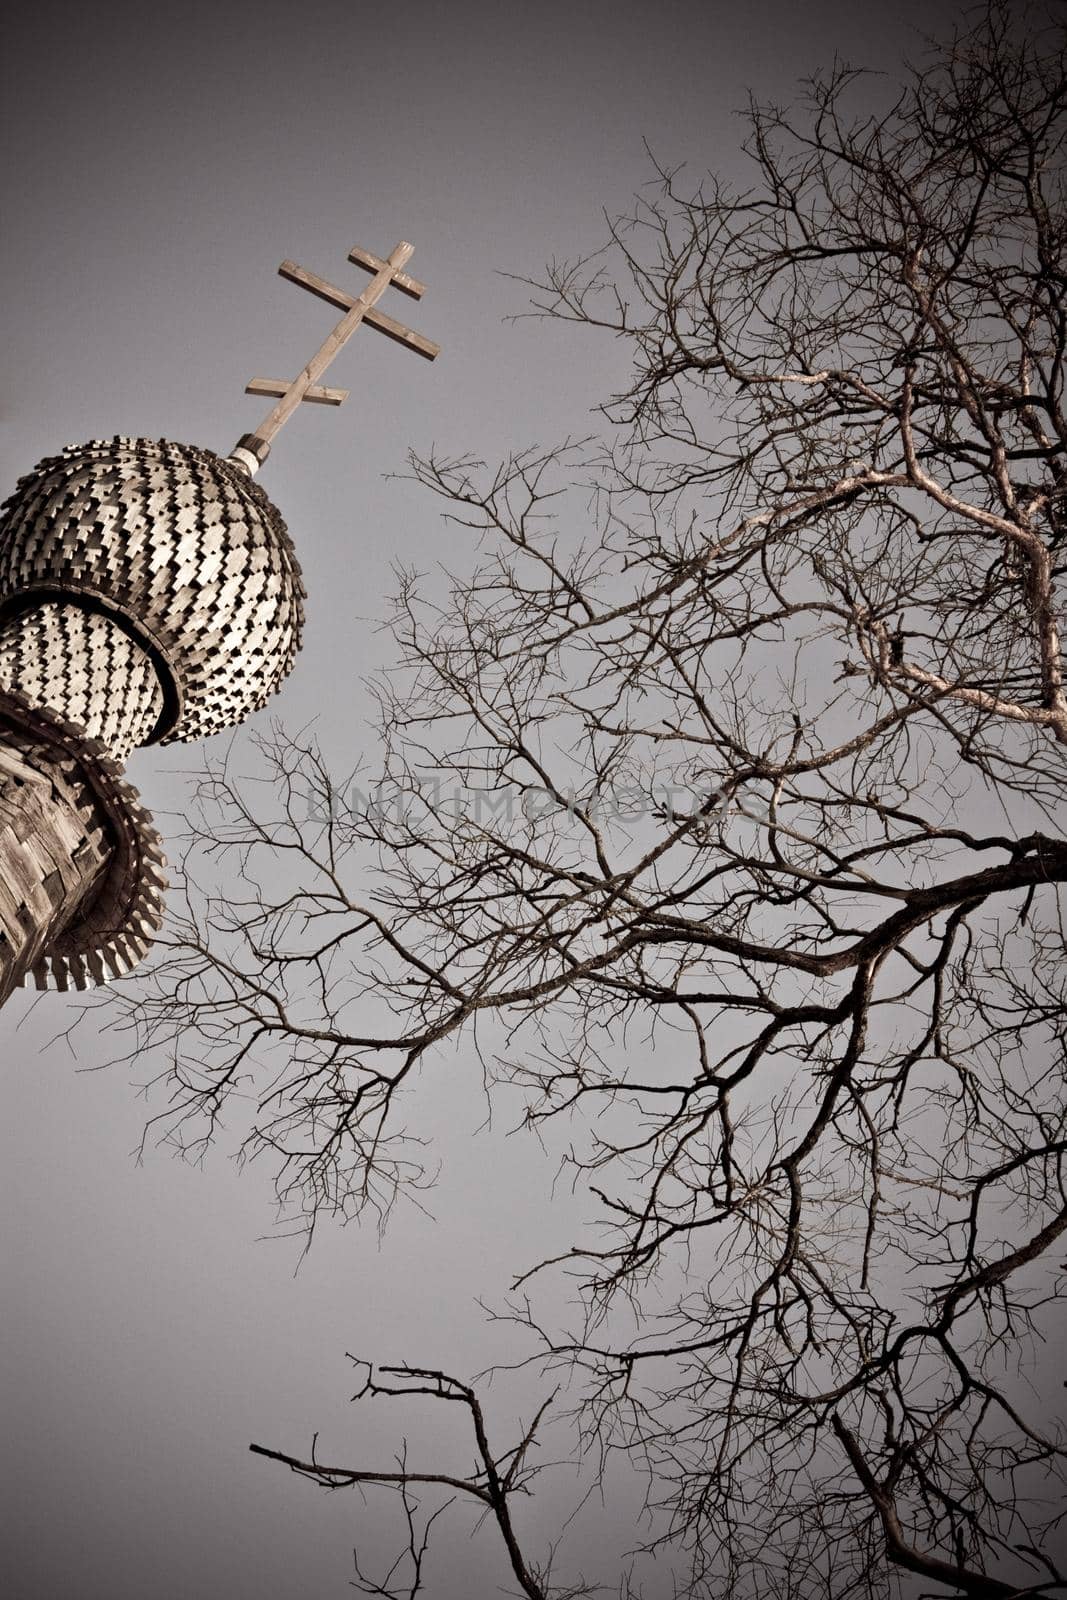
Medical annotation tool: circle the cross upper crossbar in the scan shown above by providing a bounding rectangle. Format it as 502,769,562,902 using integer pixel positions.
348,246,426,300
232,237,438,474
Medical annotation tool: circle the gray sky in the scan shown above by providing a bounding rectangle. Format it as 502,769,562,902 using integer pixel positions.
1,2,969,1595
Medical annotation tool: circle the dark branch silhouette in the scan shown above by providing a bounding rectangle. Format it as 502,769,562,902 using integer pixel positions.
104,6,1067,1595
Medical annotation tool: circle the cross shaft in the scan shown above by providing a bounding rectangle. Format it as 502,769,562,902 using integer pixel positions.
233,237,437,474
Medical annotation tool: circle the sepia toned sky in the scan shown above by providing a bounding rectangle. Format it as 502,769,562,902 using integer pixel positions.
1,1,969,1595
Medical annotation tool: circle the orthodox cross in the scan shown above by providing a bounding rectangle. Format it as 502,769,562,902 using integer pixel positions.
232,239,439,475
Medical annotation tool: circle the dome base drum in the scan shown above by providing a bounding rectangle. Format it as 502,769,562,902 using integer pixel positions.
0,687,167,1000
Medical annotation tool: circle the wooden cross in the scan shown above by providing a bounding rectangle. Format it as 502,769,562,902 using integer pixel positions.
231,239,439,474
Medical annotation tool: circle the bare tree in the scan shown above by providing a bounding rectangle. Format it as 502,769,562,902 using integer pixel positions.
106,7,1067,1596
248,1360,610,1600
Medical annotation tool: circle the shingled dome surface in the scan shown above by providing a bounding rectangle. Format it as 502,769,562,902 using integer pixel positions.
0,436,305,744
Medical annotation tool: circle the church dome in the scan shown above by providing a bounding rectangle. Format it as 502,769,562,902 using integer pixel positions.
0,435,305,744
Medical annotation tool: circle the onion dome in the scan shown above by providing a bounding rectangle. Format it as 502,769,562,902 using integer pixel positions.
0,436,305,746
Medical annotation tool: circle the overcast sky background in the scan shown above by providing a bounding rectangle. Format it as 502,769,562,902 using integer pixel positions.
2,2,974,1595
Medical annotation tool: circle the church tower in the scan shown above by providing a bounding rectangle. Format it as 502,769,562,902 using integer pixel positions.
0,239,436,1003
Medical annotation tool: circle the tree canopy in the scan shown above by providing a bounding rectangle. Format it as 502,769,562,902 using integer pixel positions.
110,8,1067,1596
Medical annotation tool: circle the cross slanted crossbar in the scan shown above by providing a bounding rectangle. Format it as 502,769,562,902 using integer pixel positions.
232,238,439,475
